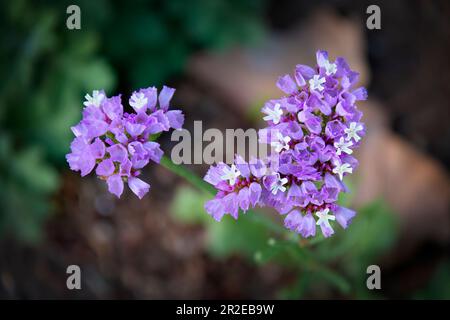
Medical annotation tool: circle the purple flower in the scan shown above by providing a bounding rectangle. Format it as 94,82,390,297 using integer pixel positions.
204,50,367,238
203,156,265,220
67,87,184,199
335,206,356,229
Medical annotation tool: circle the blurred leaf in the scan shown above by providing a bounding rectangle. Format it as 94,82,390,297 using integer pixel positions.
206,213,269,259
413,260,450,299
170,185,210,224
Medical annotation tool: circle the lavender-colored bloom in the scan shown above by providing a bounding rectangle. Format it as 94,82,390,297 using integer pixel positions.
204,50,366,238
203,156,265,220
335,206,356,229
297,213,316,238
128,177,150,200
96,159,115,177
284,210,303,231
277,75,298,95
67,86,184,199
205,199,225,222
107,174,124,198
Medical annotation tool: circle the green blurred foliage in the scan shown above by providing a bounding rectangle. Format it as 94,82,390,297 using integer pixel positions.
171,184,400,299
0,0,266,241
413,260,450,299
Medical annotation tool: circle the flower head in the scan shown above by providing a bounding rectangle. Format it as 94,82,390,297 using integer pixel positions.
204,50,367,238
67,86,184,199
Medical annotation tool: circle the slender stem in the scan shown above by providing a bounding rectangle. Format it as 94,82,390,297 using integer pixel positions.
160,155,216,195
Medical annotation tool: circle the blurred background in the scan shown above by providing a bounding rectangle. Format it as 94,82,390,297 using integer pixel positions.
0,0,449,299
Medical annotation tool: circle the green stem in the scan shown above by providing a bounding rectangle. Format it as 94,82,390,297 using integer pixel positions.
160,155,216,195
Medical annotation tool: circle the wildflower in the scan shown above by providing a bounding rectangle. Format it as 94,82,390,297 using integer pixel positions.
67,86,184,199
204,50,366,238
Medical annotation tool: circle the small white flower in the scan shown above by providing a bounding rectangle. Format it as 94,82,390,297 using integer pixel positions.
308,75,326,91
315,208,335,228
84,90,105,108
129,92,148,112
262,103,283,124
220,164,241,185
344,122,363,142
334,137,353,156
332,162,353,180
271,173,288,195
271,132,291,153
323,60,337,76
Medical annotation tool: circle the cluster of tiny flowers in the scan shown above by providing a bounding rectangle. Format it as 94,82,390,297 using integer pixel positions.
204,50,367,238
66,86,184,199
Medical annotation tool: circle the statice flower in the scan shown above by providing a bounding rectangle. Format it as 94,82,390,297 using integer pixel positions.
203,156,267,221
204,50,366,238
66,86,184,199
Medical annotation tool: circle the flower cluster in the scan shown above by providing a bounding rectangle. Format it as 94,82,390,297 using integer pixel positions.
204,50,366,238
66,86,184,199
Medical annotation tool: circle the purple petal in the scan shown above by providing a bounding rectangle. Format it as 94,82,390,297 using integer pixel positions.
119,159,132,177
316,50,329,68
204,163,227,186
319,223,335,238
158,86,175,111
152,110,170,131
335,206,356,229
288,183,302,198
352,87,368,101
96,158,115,176
128,177,150,199
249,182,262,206
166,110,184,129
249,158,267,178
235,155,250,178
127,141,146,157
102,95,123,120
143,141,163,163
71,122,88,138
107,174,124,198
276,74,297,94
141,87,158,111
205,199,225,221
304,114,322,134
125,122,146,137
107,144,128,163
325,120,345,138
90,138,105,159
223,193,239,219
295,64,315,86
237,187,250,211
298,213,316,238
284,210,303,231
